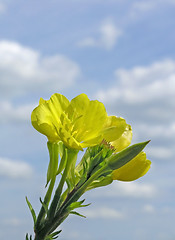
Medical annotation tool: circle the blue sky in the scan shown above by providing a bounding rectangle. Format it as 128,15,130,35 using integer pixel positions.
0,0,175,240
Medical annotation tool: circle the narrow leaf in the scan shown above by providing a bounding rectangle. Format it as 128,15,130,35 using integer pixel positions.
70,211,86,218
40,197,48,214
26,197,36,224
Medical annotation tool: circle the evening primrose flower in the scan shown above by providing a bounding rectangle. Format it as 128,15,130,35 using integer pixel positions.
31,93,108,150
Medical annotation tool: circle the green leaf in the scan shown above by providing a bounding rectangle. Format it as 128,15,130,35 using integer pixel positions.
107,140,150,170
70,211,86,218
25,197,36,224
68,199,91,211
25,234,32,240
40,197,48,214
45,230,62,240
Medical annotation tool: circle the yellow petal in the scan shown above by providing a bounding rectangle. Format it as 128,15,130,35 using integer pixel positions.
31,93,69,141
67,94,107,143
112,152,151,181
111,124,132,152
102,116,127,142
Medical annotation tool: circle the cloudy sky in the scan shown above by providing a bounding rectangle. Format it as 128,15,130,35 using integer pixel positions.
0,0,175,240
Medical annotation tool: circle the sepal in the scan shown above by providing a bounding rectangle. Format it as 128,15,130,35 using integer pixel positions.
107,140,150,170
47,141,60,186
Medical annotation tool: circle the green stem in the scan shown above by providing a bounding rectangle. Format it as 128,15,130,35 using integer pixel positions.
35,176,56,231
40,163,108,237
59,163,108,213
47,148,77,219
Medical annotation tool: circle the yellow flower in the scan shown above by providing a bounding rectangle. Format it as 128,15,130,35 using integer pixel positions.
112,151,151,181
101,115,151,181
31,93,108,150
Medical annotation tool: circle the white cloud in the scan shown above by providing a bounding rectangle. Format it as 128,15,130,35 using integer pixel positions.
0,40,81,98
0,2,5,13
82,207,124,219
143,204,155,213
0,157,33,179
129,1,156,18
78,20,122,50
147,146,174,160
91,181,156,199
0,101,35,123
113,182,156,198
97,59,175,105
134,122,175,141
129,0,175,19
2,218,23,226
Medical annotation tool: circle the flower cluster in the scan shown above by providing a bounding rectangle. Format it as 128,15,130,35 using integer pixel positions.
27,93,151,240
31,93,151,182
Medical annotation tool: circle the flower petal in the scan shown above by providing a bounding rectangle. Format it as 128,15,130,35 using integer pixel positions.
112,152,151,181
67,94,107,143
102,116,127,142
111,124,132,152
31,93,69,141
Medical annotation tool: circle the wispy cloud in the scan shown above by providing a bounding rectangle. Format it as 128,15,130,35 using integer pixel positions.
0,101,35,123
0,157,33,179
91,181,156,199
2,217,23,227
143,204,155,214
0,2,6,13
0,40,81,99
147,146,174,160
82,206,125,219
97,59,175,105
78,20,122,50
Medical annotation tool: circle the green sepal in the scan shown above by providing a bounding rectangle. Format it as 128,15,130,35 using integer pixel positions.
57,143,67,174
25,197,36,225
76,143,114,183
66,148,79,187
46,141,60,186
87,175,113,190
70,211,86,218
107,140,150,170
66,177,73,192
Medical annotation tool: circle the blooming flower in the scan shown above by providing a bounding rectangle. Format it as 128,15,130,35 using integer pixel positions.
31,93,109,150
31,93,151,181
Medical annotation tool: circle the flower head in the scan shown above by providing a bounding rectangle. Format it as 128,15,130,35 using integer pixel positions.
31,93,108,150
